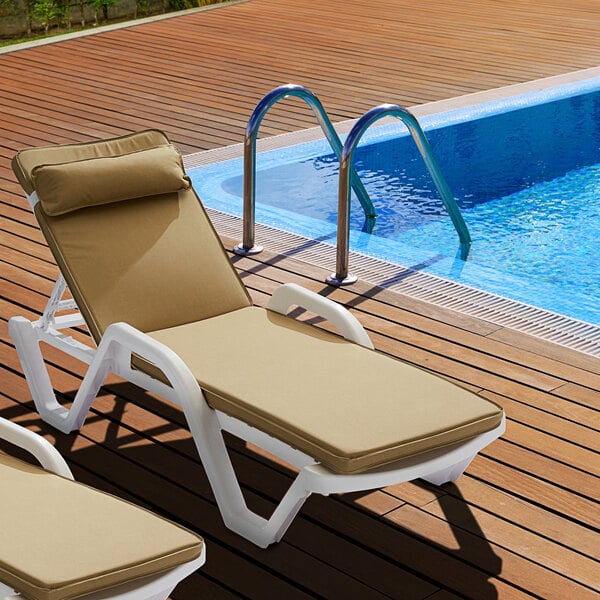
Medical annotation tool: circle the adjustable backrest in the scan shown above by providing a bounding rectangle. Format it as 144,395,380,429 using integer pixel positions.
12,130,251,342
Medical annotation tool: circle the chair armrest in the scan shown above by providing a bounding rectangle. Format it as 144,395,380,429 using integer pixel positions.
0,417,73,479
100,322,205,407
267,283,374,348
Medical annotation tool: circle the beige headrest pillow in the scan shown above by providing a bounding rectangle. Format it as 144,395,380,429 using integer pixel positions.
32,144,191,216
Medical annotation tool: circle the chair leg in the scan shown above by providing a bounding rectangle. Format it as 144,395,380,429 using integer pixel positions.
9,316,71,430
9,316,107,434
223,473,312,548
181,392,312,548
421,454,475,486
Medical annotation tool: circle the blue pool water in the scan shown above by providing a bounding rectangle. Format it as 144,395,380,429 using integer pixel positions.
190,78,600,326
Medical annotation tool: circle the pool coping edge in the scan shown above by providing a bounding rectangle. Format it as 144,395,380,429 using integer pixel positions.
184,70,600,359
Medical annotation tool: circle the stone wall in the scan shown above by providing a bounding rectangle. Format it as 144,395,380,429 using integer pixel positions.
0,0,168,37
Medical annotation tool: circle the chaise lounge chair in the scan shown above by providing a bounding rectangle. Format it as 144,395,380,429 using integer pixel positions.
9,129,505,548
0,416,205,600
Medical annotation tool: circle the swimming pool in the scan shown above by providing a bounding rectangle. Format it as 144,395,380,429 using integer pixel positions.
189,76,600,329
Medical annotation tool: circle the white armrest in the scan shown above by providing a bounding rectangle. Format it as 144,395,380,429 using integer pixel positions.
100,322,206,407
0,417,73,479
101,322,200,390
267,283,374,348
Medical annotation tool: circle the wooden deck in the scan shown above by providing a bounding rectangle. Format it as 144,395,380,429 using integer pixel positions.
1,0,599,598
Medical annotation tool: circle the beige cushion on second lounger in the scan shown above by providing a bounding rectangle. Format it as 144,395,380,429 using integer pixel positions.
147,307,503,474
0,452,204,600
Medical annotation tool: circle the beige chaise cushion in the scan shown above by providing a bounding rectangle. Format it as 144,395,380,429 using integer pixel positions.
0,452,203,600
34,186,251,341
147,307,503,474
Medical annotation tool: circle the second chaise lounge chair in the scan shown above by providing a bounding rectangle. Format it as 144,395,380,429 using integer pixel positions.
0,416,205,600
10,129,505,548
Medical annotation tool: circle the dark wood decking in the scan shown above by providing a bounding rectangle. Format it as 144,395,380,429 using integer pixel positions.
1,0,599,598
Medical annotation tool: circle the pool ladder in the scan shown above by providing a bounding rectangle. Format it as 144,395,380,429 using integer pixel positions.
233,84,376,257
234,85,472,285
329,103,472,284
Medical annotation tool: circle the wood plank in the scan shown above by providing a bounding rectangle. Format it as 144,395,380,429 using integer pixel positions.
385,504,599,599
1,1,599,597
468,454,599,530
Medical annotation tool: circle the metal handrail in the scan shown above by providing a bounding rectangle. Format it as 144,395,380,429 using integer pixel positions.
327,103,472,285
233,84,376,255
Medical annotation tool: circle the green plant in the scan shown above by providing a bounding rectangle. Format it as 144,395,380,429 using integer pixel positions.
33,0,62,33
75,0,86,26
58,0,72,29
134,0,149,18
168,0,193,9
167,0,224,10
88,0,115,24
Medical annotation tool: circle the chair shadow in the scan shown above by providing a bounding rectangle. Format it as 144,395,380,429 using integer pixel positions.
1,390,501,599
347,479,503,599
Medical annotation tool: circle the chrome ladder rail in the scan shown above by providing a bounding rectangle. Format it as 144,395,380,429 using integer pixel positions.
234,84,376,256
327,103,472,286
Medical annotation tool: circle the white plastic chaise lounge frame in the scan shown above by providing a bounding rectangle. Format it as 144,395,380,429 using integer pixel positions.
0,416,205,600
9,130,505,548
